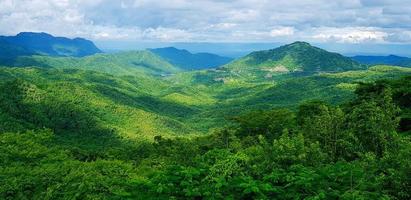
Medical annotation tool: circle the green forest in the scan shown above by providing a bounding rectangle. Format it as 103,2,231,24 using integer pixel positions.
1,38,411,199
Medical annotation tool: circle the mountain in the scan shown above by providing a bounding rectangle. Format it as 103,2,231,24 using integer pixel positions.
223,41,363,73
150,47,232,70
11,50,181,76
0,32,102,57
352,55,411,67
0,38,34,58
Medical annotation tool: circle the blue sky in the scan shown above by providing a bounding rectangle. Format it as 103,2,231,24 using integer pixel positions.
1,0,411,55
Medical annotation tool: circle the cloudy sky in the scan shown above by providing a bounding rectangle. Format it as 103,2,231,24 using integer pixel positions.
1,0,411,51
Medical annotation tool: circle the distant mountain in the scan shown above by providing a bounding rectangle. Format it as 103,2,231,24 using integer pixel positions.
11,50,181,76
351,55,411,67
0,38,33,58
0,32,102,58
150,47,232,70
223,41,363,73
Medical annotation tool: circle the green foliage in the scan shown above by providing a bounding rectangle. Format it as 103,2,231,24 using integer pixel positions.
0,130,137,199
232,108,296,141
297,101,347,160
221,41,364,81
0,49,411,199
10,50,181,76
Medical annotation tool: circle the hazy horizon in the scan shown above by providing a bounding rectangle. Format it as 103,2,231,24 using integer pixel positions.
2,0,411,57
94,41,411,58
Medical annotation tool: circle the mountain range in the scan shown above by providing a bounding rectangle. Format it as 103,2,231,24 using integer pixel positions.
3,33,409,136
0,32,102,59
352,55,411,67
149,47,232,70
2,32,411,72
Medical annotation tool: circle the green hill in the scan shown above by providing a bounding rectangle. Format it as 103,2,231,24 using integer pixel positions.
8,50,181,76
222,42,363,78
0,67,200,142
167,65,411,130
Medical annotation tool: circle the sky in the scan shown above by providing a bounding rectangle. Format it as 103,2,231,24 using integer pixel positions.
1,0,411,56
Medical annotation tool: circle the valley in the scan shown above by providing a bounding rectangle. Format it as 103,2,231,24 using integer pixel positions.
0,32,410,199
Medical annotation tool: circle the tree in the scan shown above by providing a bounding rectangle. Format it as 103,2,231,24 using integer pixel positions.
297,101,346,160
233,108,296,141
347,84,400,157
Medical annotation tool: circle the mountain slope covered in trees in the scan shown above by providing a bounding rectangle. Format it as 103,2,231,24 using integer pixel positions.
150,47,233,70
222,42,363,76
3,50,181,76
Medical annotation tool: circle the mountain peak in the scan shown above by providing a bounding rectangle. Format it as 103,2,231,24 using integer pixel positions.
263,41,315,53
226,41,363,72
16,32,53,38
287,41,312,47
150,47,193,54
161,47,179,50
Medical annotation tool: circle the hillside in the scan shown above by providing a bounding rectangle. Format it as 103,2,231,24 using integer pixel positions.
0,32,102,57
167,65,411,130
9,50,181,76
0,67,202,141
150,47,232,70
352,55,411,67
1,62,410,199
222,42,363,78
0,38,34,65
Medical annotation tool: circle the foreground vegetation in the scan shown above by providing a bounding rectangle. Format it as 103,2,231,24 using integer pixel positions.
1,74,410,199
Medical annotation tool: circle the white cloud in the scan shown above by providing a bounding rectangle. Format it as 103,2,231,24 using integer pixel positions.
0,0,411,43
384,30,411,43
270,27,294,37
207,23,238,30
142,27,193,41
0,0,14,14
311,27,388,43
226,9,259,22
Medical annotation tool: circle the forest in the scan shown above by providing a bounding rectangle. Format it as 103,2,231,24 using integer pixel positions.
1,70,410,199
0,32,411,199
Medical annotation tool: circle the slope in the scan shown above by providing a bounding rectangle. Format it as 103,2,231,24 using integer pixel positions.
0,32,102,57
165,65,411,131
0,67,201,143
10,50,182,76
352,55,411,67
221,42,363,80
150,47,233,70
